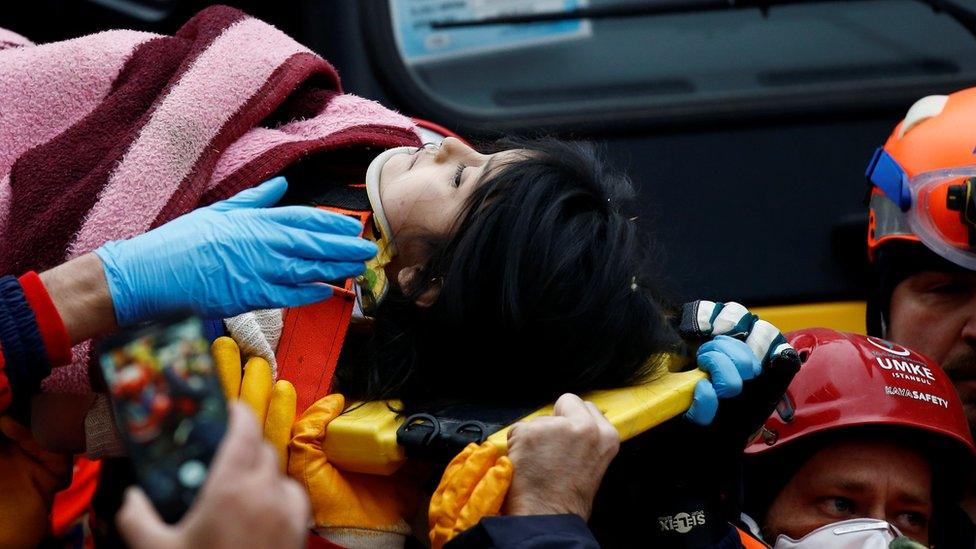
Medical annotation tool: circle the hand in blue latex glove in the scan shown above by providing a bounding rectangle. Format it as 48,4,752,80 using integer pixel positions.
681,301,794,425
95,177,377,326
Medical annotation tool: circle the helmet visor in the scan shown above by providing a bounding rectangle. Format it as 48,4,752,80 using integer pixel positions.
908,166,976,270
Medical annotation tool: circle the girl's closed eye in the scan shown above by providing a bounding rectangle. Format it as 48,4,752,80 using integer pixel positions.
453,164,466,187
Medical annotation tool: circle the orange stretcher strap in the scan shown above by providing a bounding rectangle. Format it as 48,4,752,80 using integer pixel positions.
276,207,370,413
51,456,101,536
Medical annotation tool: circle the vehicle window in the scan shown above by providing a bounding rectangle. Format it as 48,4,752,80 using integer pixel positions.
369,0,976,129
87,0,181,21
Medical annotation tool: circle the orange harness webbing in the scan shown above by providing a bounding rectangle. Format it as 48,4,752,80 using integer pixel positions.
275,206,371,413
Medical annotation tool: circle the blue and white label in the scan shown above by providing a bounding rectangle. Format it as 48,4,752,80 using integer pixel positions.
391,0,592,63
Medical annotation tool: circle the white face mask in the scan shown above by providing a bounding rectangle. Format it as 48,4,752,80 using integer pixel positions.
773,518,905,549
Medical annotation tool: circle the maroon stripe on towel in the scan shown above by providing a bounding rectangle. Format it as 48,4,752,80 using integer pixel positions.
151,51,340,228
262,87,348,128
1,6,250,274
200,124,423,206
3,35,182,274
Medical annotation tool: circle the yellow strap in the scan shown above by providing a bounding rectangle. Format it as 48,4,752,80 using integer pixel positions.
325,366,705,475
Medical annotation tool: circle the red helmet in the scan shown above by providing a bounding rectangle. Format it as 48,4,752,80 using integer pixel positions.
745,328,975,461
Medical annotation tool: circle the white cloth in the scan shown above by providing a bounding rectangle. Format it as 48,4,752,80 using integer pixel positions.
223,308,283,378
314,528,406,549
85,394,127,458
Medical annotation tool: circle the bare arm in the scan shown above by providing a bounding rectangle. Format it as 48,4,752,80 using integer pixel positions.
38,253,117,345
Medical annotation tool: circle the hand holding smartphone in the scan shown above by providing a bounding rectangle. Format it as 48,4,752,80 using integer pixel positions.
99,315,227,523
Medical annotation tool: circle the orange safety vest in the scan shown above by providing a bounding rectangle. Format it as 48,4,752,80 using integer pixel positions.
50,456,100,539
737,526,769,548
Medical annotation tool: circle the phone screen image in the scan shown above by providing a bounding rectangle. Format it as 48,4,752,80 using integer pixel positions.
99,315,227,523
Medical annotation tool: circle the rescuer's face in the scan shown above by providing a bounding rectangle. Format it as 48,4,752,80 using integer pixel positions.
888,270,976,432
763,439,932,544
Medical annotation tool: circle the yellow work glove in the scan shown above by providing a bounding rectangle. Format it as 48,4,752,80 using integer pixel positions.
428,442,513,549
0,416,72,548
211,336,296,471
289,394,419,544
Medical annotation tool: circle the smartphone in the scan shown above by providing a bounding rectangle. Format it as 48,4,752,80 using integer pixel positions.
98,315,227,523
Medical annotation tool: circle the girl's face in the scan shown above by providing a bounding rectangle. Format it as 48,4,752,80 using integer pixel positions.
379,137,520,267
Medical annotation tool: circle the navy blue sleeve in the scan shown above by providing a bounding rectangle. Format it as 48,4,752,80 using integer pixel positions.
445,514,599,549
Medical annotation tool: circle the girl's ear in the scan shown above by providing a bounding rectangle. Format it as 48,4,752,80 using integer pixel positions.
396,265,441,308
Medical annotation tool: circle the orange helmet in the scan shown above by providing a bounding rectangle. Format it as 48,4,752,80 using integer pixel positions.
866,87,976,269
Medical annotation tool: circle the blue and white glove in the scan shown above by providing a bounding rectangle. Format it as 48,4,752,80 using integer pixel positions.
95,177,377,326
681,300,795,425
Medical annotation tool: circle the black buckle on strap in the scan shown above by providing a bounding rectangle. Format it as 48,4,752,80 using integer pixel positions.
396,414,498,462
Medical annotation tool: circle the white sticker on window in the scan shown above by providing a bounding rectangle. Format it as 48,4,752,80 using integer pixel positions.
391,0,592,63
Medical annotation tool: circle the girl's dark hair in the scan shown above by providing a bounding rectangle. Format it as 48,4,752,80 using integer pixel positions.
336,138,679,410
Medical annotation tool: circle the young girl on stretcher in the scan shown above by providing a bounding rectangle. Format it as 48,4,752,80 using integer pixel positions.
72,133,672,449
236,134,683,547
72,134,672,549
308,135,677,411
240,135,788,549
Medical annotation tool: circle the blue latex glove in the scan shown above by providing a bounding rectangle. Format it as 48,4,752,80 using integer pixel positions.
95,177,377,326
681,301,792,426
684,336,760,425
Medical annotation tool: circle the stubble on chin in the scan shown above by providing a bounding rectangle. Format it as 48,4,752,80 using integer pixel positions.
942,348,976,435
964,403,976,438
